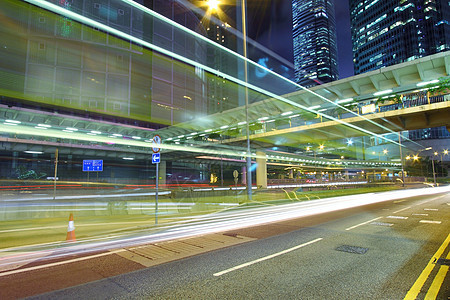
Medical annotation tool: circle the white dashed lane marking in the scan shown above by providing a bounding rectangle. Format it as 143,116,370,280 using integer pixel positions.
419,220,442,224
386,216,408,220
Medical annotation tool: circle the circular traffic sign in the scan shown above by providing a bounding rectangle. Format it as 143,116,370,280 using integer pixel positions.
152,134,161,153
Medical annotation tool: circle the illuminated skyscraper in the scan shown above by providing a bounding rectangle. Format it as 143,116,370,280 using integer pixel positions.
349,0,450,75
292,0,339,87
349,0,450,162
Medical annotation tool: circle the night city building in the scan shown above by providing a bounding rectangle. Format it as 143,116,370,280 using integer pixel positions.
292,0,339,87
349,0,450,75
349,0,450,170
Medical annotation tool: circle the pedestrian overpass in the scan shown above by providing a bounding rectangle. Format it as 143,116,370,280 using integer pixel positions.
0,0,449,187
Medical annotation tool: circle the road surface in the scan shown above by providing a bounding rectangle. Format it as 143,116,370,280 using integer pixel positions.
1,188,448,299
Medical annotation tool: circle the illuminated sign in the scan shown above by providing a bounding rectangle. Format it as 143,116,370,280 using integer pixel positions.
83,160,103,172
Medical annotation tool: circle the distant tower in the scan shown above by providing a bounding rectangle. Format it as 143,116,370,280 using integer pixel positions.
292,0,339,87
349,0,450,75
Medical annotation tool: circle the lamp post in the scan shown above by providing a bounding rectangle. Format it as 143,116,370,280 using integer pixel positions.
398,133,405,187
432,151,437,186
443,149,448,176
240,0,252,201
205,0,252,200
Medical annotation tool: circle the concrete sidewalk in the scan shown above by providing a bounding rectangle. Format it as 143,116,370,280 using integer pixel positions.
0,233,255,299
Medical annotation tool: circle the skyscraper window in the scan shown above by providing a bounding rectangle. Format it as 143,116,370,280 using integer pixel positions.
349,0,450,74
292,0,339,87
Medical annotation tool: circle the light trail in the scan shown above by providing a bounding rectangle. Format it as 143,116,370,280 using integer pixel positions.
2,191,171,201
1,186,448,273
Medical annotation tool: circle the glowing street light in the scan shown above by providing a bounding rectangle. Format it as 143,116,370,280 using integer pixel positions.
206,0,220,11
204,0,252,200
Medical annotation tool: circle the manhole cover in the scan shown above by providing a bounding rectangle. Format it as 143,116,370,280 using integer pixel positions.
335,245,369,255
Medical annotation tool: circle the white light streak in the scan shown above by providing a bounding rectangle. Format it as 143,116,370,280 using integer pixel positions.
416,79,439,87
5,120,21,124
373,89,393,96
337,98,353,104
24,151,43,154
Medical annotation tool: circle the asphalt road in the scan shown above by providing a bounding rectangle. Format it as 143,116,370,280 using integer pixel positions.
24,191,449,300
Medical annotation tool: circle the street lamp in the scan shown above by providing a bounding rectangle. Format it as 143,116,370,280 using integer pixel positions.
206,0,220,11
205,0,252,201
431,151,438,186
442,149,448,176
240,0,253,201
398,132,405,187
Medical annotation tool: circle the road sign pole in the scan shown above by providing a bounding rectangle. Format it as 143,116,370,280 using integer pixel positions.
155,161,159,225
151,135,161,225
53,148,58,201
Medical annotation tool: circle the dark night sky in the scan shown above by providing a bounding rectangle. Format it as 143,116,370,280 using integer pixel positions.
247,0,354,79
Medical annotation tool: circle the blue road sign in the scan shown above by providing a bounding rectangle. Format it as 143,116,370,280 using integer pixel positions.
83,160,103,172
152,153,160,164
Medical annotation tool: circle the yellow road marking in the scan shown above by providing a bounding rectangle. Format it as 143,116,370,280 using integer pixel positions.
404,234,450,299
424,250,450,300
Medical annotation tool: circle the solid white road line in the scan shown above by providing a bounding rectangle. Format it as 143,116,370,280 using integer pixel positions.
345,217,382,231
393,206,411,213
213,238,323,277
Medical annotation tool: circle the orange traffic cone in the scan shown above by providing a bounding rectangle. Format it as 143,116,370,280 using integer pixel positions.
66,213,76,242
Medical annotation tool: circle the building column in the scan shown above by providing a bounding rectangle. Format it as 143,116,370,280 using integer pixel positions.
289,169,294,179
256,151,267,189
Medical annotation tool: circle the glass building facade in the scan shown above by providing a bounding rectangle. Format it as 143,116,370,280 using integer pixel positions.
349,0,450,75
292,0,339,87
